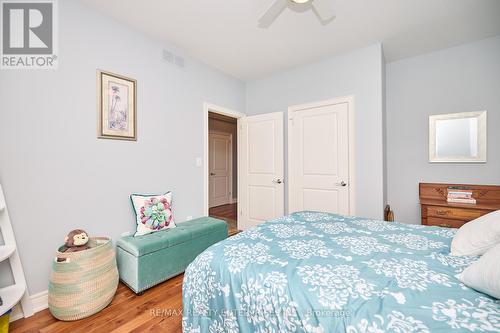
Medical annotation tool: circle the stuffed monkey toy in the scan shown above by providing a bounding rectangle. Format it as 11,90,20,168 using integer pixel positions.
60,229,90,253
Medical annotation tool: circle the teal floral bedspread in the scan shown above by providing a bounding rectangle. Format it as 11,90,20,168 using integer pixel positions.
182,212,500,333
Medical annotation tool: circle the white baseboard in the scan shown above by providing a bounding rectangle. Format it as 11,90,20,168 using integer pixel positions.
10,290,48,322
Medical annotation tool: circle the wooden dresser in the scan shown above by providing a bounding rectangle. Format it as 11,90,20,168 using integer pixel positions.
420,183,500,228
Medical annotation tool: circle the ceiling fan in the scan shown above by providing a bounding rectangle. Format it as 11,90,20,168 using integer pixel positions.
258,0,336,28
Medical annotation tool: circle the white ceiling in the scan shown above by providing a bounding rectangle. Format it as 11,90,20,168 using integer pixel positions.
80,0,500,81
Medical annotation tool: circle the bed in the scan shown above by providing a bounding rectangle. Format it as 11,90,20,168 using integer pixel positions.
182,211,500,333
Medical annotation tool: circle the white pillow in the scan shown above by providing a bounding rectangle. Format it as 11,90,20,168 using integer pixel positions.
457,242,500,299
451,209,500,256
131,192,176,237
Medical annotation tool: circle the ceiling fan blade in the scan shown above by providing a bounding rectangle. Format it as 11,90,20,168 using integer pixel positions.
258,0,288,28
312,0,336,23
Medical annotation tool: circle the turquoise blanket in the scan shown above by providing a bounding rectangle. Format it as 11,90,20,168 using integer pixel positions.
182,212,500,332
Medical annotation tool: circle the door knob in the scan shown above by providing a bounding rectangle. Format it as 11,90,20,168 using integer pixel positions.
210,172,216,176
338,181,347,187
274,179,283,184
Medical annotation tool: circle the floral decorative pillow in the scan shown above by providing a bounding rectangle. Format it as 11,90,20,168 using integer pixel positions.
131,192,175,237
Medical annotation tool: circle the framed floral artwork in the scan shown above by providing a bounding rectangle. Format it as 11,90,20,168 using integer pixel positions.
97,70,137,140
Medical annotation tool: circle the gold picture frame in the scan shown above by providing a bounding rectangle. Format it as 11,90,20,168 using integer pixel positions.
97,70,137,141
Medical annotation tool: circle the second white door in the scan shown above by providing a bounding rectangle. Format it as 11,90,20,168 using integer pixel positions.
239,112,284,230
209,132,232,208
288,99,352,215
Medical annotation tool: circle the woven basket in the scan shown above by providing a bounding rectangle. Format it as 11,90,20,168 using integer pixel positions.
48,237,119,321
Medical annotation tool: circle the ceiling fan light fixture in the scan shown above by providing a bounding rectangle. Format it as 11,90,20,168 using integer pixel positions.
259,0,335,28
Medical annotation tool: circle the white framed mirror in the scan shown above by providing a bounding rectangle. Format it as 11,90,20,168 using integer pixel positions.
429,111,487,163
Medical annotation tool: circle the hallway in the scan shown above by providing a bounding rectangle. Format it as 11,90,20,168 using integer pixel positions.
209,203,238,235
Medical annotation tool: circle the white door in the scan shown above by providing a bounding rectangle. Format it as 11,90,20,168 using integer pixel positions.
239,112,284,230
289,100,352,215
209,132,232,208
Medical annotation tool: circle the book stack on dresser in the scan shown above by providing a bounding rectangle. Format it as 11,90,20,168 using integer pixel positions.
447,188,476,204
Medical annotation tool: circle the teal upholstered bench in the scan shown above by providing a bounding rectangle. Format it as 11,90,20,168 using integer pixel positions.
116,216,227,294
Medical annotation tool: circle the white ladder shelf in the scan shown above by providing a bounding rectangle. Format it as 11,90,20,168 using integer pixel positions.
0,184,33,317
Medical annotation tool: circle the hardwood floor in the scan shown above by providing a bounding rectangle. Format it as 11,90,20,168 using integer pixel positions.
10,275,184,333
209,203,238,234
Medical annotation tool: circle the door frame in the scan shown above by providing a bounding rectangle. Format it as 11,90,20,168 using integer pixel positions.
203,102,245,216
287,95,356,215
208,131,233,208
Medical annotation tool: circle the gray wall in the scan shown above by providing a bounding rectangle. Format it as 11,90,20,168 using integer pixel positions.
0,0,245,294
386,36,500,224
208,118,238,199
382,49,388,208
246,44,385,219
